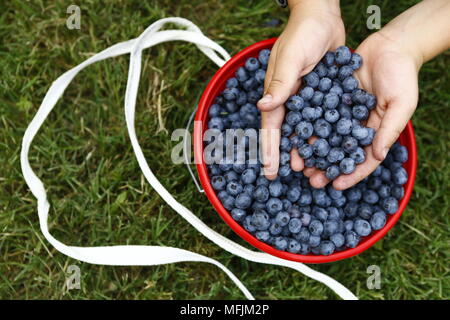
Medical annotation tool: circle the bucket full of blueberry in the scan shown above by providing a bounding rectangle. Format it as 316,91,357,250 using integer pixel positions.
193,38,417,263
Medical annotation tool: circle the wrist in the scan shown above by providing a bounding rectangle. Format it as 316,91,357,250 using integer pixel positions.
289,0,341,17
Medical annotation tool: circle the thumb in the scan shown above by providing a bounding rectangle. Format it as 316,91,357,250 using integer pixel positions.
257,50,301,112
372,98,416,161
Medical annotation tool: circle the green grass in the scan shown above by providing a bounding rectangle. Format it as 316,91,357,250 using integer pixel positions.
1,0,449,300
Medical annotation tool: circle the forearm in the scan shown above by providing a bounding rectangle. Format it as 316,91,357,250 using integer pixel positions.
379,0,450,67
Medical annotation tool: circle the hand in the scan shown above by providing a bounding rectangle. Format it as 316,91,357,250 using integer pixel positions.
257,0,344,180
331,31,421,190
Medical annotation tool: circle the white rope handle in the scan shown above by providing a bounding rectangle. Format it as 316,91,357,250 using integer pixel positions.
21,17,357,300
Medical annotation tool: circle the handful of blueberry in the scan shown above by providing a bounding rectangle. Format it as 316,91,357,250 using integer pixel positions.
206,46,409,256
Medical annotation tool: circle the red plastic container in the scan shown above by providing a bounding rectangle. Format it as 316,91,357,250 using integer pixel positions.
194,38,417,263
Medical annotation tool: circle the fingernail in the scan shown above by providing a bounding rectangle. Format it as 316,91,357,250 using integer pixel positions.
381,147,389,160
259,94,272,105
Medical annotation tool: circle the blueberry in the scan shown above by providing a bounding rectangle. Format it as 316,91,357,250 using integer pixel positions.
226,180,243,196
368,176,382,190
251,210,270,231
315,157,330,171
319,77,333,92
327,65,339,79
391,185,404,200
287,239,301,253
313,119,332,138
353,105,369,120
339,158,356,174
247,90,261,103
274,237,288,251
330,233,345,248
326,165,340,180
349,147,366,164
344,220,354,232
319,240,335,255
245,57,260,71
208,117,224,131
327,147,345,163
336,118,353,135
366,93,377,110
223,87,239,101
296,227,310,243
304,72,320,88
382,197,399,214
222,195,235,210
312,189,330,207
211,175,226,191
243,215,256,232
288,218,302,234
304,157,316,168
338,65,353,81
269,180,283,197
281,123,293,137
370,211,387,230
243,77,258,91
377,184,391,198
393,145,408,163
351,89,367,104
290,135,304,149
286,111,302,126
313,138,330,157
300,86,314,101
280,136,292,152
278,164,292,177
344,230,360,248
243,184,255,196
209,104,222,118
301,106,316,121
337,104,352,119
311,91,324,106
314,62,328,78
240,168,256,184
298,144,314,159
314,106,323,120
269,221,282,235
254,69,266,83
344,202,359,220
232,163,245,174
324,109,340,123
322,52,335,66
352,125,369,140
230,209,246,224
324,220,339,237
309,220,324,236
329,132,343,147
342,136,358,153
380,167,392,182
358,203,373,219
266,197,283,215
235,193,252,209
226,77,238,88
359,127,375,146
285,95,305,111
393,167,408,185
354,219,372,236
280,151,291,166
309,235,321,247
335,46,352,65
275,211,290,227
255,230,270,242
254,185,269,202
287,187,301,202
349,52,362,70
258,49,271,66
346,187,362,202
323,92,339,109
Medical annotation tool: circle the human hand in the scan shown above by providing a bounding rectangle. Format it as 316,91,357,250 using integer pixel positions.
329,31,421,190
257,0,344,180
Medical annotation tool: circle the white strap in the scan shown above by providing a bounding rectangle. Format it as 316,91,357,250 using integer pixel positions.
21,17,357,300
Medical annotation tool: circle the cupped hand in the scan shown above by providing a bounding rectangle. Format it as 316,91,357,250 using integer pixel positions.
257,1,345,180
329,32,421,190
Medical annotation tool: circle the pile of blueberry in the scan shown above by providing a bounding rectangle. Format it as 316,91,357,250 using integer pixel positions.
206,47,409,255
282,46,377,180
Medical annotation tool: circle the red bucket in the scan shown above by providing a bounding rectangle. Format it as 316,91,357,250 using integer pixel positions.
194,38,417,263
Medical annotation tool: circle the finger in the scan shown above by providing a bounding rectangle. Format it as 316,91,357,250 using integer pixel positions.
258,43,301,111
303,167,316,178
372,97,416,161
263,40,279,90
261,107,285,179
290,147,304,172
309,170,330,189
333,146,381,191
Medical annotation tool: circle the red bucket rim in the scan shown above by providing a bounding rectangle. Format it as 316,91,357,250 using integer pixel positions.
194,38,417,263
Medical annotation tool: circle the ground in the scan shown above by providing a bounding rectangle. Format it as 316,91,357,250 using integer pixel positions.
0,0,449,299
